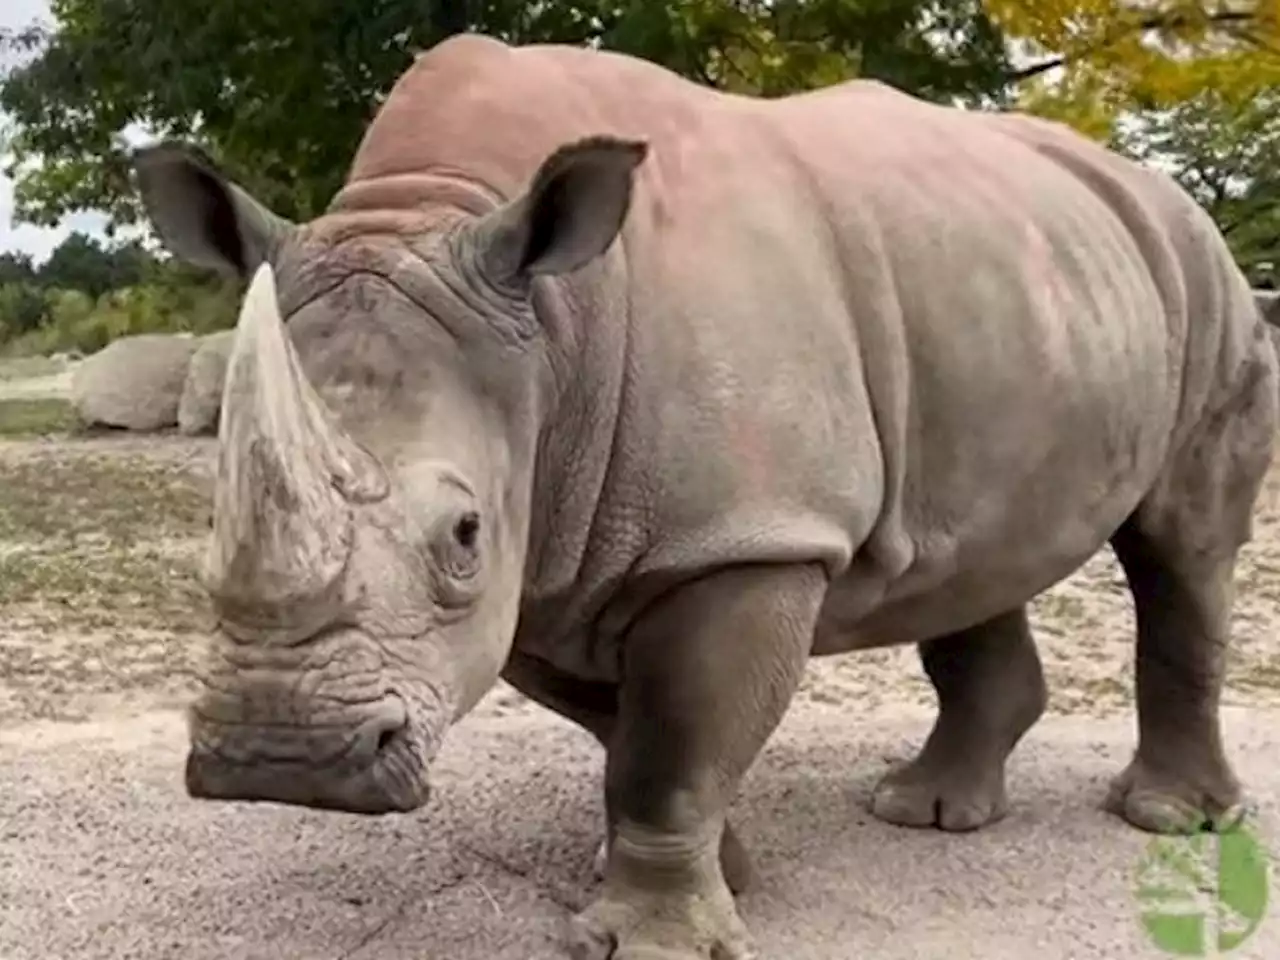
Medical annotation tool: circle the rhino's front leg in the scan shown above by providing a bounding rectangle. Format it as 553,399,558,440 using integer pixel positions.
500,650,755,894
591,753,755,897
568,562,825,960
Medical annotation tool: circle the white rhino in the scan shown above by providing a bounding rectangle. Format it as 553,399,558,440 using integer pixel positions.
133,34,1277,960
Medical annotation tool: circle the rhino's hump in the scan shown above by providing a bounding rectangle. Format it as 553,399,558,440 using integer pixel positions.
336,34,729,210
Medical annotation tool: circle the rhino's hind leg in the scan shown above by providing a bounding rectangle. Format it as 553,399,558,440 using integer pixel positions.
871,607,1047,831
1106,520,1250,834
1105,343,1275,835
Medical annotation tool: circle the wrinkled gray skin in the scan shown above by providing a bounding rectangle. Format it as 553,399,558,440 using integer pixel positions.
134,35,1277,960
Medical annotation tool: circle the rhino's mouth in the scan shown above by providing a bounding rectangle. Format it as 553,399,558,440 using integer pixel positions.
184,665,447,815
183,606,456,814
184,702,428,814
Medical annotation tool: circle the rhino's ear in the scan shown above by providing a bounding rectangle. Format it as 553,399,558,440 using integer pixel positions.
475,135,648,285
132,141,296,280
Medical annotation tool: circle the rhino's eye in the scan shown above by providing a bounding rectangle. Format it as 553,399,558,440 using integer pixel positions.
430,508,483,592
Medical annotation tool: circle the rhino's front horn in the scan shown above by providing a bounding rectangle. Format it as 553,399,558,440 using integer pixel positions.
205,263,386,640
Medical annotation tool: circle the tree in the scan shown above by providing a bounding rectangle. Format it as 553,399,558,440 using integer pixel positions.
0,1,1014,230
37,232,150,299
1114,87,1280,286
0,251,37,287
988,0,1280,140
0,281,49,335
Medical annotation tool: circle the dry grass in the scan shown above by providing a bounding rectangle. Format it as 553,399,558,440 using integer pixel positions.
0,397,82,437
0,440,215,722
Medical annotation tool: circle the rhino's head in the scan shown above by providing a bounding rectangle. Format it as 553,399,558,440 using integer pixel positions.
133,136,646,814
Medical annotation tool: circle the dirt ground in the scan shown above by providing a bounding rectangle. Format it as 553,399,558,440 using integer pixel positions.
2,384,1279,958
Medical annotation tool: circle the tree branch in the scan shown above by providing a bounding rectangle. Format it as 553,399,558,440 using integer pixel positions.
1008,9,1259,82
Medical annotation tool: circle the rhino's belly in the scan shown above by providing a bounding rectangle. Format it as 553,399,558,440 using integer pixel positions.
813,543,1108,653
810,466,1154,654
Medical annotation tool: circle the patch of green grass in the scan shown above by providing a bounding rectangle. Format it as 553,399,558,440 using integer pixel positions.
0,397,81,437
0,454,209,541
0,546,210,632
0,452,213,632
0,445,220,721
1032,592,1089,624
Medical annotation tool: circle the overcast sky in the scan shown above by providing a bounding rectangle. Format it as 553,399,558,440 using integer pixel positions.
1,0,114,264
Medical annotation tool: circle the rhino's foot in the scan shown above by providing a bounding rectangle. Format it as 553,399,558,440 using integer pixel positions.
870,757,1009,831
567,871,753,960
591,821,754,895
1105,756,1250,834
870,607,1045,832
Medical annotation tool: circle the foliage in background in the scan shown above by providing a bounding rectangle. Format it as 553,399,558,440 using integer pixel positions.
0,0,1012,228
1114,87,1280,286
0,0,1277,350
0,231,239,357
988,0,1280,139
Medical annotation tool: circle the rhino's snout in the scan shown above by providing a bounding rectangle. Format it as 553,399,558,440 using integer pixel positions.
185,697,430,815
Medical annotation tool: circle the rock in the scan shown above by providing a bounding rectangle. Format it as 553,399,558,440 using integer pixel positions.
178,330,235,436
70,333,201,432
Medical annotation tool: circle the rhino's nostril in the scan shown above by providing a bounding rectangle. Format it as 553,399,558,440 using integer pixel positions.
360,698,409,764
376,726,399,754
